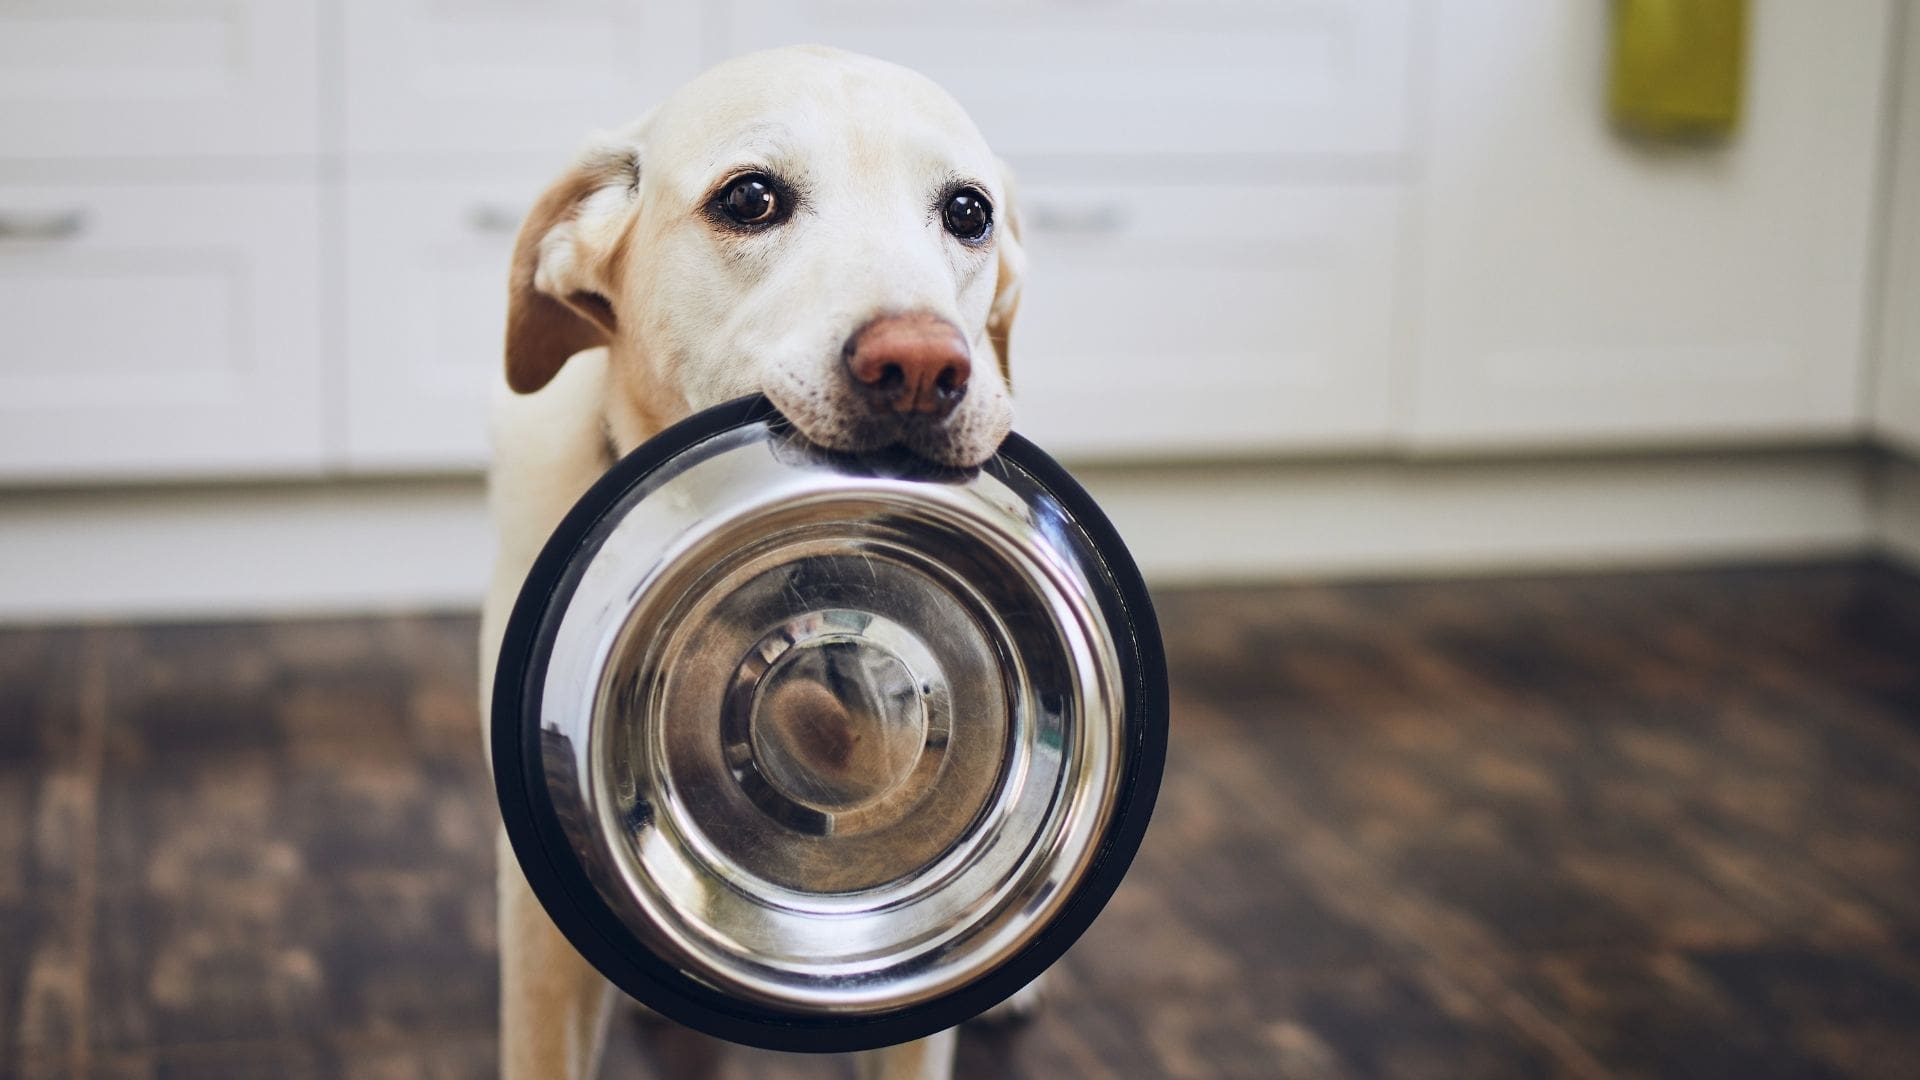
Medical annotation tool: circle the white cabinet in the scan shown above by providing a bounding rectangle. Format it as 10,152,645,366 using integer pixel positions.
0,0,1905,483
342,0,703,159
1407,0,1891,450
1876,2,1920,457
342,177,544,470
720,0,1414,161
0,0,328,485
0,184,327,482
0,1,319,158
1013,183,1402,458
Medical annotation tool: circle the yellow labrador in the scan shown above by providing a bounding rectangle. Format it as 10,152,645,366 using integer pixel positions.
478,46,1029,1080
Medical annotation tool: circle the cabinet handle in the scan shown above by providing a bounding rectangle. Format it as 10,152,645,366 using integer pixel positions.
0,209,86,241
468,205,526,234
1026,203,1126,236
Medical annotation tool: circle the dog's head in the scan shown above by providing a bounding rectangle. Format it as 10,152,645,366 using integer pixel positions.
503,46,1024,467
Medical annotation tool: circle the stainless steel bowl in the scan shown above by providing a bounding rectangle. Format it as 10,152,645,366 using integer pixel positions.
492,395,1166,1052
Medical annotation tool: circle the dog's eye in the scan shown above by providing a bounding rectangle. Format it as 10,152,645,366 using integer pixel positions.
942,189,992,243
719,175,781,226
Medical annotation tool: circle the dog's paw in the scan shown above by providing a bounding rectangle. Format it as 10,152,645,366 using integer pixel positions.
970,976,1047,1026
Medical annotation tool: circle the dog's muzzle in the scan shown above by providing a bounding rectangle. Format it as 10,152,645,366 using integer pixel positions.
491,395,1166,1053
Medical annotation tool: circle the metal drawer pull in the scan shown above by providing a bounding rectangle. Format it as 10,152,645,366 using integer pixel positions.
468,205,526,234
0,210,86,241
1027,204,1126,235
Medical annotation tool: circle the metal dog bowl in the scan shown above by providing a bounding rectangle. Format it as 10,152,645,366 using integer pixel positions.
492,395,1166,1052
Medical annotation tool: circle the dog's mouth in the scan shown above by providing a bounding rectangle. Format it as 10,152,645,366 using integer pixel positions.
761,382,1005,469
764,425,981,484
785,413,983,469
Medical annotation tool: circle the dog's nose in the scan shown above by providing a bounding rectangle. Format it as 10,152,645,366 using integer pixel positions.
843,314,971,418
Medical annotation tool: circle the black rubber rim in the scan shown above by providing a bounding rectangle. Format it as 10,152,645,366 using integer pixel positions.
491,394,1168,1053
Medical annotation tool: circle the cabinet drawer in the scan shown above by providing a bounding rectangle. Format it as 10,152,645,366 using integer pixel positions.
342,0,703,158
0,1,319,158
342,178,541,470
1009,183,1401,458
0,185,326,481
721,0,1413,160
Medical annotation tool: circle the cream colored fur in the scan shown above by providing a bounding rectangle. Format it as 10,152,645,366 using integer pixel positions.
479,46,1031,1080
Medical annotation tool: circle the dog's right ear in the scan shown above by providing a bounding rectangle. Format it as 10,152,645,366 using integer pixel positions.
504,138,643,394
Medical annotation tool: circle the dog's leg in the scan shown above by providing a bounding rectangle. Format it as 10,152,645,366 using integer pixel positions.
851,1030,958,1080
973,972,1047,1025
631,1013,728,1078
498,832,614,1080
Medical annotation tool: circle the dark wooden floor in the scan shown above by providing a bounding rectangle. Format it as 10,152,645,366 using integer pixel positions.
4,560,1920,1079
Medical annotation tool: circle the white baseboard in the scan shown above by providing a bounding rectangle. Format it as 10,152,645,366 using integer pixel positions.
0,449,1890,623
1879,456,1920,570
0,479,494,623
1078,449,1878,583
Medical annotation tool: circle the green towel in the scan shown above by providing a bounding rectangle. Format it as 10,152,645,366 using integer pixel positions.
1609,0,1747,140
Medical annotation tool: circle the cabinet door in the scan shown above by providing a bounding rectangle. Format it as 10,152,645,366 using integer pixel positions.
1011,184,1402,458
342,178,541,470
1877,3,1920,456
1409,0,1890,449
342,0,703,159
720,0,1413,161
0,1,319,158
0,184,326,481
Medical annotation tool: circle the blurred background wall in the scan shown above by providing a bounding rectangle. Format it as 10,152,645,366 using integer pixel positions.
0,0,1916,620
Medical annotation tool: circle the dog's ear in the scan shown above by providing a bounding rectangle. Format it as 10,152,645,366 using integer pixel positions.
504,137,642,394
986,158,1026,383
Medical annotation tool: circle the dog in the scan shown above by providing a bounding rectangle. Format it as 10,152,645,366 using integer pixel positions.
478,46,1029,1080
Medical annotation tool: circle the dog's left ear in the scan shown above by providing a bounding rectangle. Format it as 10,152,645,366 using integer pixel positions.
986,158,1026,383
504,135,643,395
